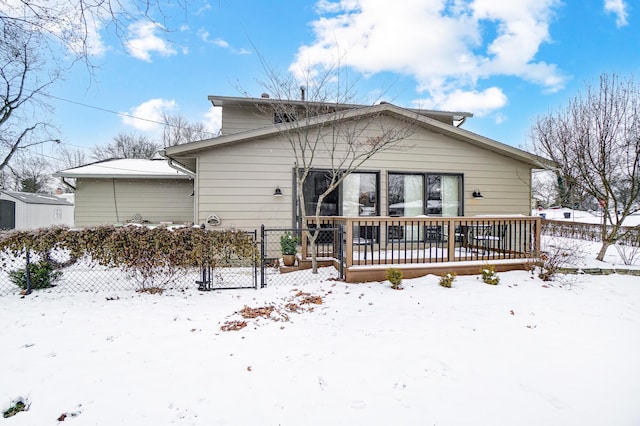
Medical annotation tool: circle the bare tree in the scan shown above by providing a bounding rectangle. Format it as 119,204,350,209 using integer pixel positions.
530,74,640,261
531,171,557,208
0,0,188,173
8,155,52,193
256,63,414,272
54,146,89,191
161,113,211,147
0,22,62,173
1,0,185,63
57,146,88,170
92,132,161,160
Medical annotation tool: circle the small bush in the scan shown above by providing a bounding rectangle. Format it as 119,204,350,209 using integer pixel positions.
9,260,62,290
280,232,299,255
481,264,500,285
386,268,403,289
439,272,456,288
3,400,27,418
527,238,584,282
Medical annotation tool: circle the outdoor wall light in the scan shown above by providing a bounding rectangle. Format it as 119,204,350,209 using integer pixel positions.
472,189,484,198
273,186,283,197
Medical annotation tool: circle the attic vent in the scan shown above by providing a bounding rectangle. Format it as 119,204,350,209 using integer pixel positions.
261,93,270,99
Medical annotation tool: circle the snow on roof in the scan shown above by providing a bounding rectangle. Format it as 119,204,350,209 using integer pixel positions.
1,191,73,206
53,159,190,179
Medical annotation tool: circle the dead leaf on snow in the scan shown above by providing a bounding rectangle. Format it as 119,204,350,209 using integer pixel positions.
220,320,247,332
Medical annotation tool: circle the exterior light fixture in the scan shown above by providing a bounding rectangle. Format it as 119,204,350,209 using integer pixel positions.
472,189,483,198
273,186,283,197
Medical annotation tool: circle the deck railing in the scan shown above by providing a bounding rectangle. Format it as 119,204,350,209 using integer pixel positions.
304,216,541,268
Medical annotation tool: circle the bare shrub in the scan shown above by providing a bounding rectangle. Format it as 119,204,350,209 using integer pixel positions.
530,237,586,282
614,243,640,266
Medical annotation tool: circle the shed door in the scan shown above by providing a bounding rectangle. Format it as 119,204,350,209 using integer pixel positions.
0,200,15,229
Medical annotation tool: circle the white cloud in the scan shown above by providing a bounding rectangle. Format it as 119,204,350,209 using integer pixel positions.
198,29,250,55
126,21,177,62
291,0,567,115
604,0,629,27
415,86,508,117
121,98,177,132
203,106,222,136
494,112,507,124
196,3,212,15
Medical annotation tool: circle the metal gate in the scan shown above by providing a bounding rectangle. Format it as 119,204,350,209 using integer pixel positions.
260,225,344,288
196,230,259,290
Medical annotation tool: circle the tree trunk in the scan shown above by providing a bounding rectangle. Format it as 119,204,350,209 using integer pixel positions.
596,241,611,261
310,237,318,273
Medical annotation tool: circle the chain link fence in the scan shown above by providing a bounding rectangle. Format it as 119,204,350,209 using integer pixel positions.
542,219,640,246
0,230,260,296
0,226,348,296
260,226,343,288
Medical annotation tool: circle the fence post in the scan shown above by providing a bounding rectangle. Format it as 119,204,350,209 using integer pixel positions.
253,230,258,290
25,250,32,295
260,225,266,288
339,225,345,280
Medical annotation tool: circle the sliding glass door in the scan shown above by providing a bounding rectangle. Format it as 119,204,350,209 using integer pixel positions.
301,170,379,217
388,174,424,240
426,175,462,216
388,172,463,241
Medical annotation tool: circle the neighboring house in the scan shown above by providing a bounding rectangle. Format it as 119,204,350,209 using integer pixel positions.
0,191,74,230
53,159,194,227
162,95,545,230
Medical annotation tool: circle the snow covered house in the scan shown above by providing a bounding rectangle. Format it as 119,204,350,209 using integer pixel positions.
53,159,194,227
160,95,547,281
162,95,546,230
0,191,74,230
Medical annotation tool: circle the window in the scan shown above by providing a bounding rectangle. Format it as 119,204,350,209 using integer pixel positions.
426,174,462,216
388,174,424,216
302,170,339,216
300,170,379,217
388,173,463,217
342,173,377,216
388,173,425,241
299,169,380,242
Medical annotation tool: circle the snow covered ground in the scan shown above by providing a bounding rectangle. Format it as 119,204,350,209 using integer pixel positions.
534,207,640,227
1,238,639,425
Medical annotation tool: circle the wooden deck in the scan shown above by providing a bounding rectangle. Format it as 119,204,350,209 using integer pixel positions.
302,216,541,282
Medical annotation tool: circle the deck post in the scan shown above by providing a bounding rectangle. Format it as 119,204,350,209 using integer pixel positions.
447,218,456,261
534,216,542,253
345,218,354,268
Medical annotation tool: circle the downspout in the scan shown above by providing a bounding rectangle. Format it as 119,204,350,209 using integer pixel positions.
60,177,76,191
159,150,197,225
158,150,196,178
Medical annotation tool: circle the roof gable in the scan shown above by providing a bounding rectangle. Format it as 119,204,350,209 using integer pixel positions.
164,103,547,168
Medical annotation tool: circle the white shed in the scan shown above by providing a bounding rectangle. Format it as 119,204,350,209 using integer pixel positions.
0,191,74,230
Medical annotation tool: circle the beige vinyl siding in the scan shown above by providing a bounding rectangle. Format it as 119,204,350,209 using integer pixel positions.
220,105,273,135
195,117,533,230
74,178,194,226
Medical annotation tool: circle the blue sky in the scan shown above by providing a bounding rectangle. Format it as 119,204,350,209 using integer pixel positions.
42,0,637,164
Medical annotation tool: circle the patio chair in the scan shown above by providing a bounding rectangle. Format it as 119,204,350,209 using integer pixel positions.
473,224,508,255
